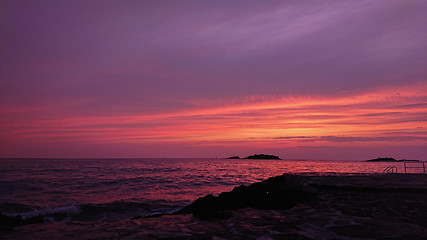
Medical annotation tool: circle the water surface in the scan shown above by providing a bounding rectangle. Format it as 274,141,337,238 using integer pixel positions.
0,158,408,221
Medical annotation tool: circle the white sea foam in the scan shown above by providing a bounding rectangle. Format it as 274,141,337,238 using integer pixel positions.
5,205,81,219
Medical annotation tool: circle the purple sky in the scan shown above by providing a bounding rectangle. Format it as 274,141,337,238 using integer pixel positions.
1,1,427,159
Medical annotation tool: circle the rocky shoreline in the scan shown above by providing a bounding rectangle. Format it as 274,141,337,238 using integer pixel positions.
3,173,427,240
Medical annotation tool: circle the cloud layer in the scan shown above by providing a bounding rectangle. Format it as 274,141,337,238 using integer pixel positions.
1,1,426,159
1,82,426,158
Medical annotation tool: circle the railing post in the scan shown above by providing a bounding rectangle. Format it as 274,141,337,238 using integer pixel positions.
403,161,426,174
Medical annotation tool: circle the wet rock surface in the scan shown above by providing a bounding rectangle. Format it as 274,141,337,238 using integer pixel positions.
0,213,43,232
4,174,427,240
176,174,313,219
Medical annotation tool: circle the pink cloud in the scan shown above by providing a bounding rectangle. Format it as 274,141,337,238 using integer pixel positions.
1,82,426,158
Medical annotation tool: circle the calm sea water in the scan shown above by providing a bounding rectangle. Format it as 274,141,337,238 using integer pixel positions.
0,158,409,222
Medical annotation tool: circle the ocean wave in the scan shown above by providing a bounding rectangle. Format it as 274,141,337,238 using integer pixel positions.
3,205,81,219
1,200,185,223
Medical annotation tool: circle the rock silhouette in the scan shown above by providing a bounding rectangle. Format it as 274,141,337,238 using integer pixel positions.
0,213,43,232
244,154,281,159
176,174,313,219
366,157,397,162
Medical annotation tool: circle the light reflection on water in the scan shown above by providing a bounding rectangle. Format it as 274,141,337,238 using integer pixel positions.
0,158,413,210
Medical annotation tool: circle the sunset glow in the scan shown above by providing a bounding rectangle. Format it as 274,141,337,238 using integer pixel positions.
1,1,426,159
1,82,426,159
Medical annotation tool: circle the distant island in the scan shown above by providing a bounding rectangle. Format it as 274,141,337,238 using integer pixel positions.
227,154,281,160
366,157,397,162
366,157,420,162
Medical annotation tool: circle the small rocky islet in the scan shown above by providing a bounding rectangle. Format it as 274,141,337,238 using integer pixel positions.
366,157,420,162
226,154,281,160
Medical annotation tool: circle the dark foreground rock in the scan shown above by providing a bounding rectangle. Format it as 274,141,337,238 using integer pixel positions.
4,174,427,240
0,213,43,231
176,174,313,219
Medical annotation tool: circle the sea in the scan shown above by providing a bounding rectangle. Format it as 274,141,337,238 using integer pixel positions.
0,158,411,223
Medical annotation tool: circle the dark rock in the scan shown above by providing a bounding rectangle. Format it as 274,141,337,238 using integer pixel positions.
244,154,281,160
366,157,396,162
0,213,43,232
226,156,240,159
176,174,313,219
396,159,420,162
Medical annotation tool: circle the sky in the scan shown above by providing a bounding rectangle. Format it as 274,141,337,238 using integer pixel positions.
1,0,426,160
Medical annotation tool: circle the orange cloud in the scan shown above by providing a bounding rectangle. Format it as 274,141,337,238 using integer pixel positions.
1,82,426,151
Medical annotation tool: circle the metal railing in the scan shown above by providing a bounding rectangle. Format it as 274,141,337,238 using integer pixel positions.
404,161,426,174
383,166,398,173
